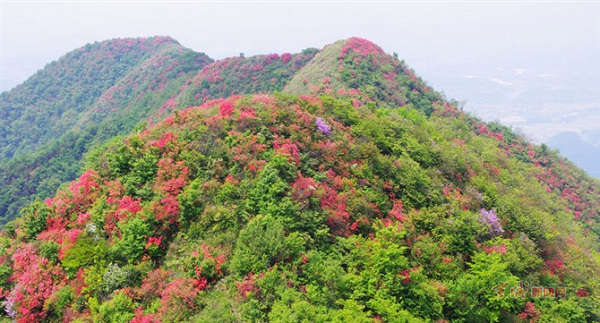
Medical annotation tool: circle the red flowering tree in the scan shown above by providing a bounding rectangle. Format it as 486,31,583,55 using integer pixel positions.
154,158,189,196
9,244,65,323
158,278,199,321
137,268,171,301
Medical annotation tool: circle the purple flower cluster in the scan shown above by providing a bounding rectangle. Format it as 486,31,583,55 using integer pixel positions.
315,117,331,135
2,289,17,318
479,208,504,236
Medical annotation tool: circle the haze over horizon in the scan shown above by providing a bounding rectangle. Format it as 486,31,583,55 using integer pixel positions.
2,1,599,176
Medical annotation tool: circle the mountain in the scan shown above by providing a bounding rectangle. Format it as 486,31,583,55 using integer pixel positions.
0,40,318,224
0,36,212,224
0,37,599,322
284,38,439,114
546,131,600,178
0,36,188,160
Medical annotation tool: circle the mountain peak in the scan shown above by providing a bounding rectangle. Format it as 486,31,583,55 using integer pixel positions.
0,35,185,156
339,37,386,59
76,36,180,56
285,37,437,113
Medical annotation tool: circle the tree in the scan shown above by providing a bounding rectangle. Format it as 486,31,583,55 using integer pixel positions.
22,200,51,239
446,252,520,322
230,215,286,276
112,216,151,263
96,291,136,323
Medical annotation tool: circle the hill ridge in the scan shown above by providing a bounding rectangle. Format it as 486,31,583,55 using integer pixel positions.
0,36,182,159
1,36,599,238
0,36,211,222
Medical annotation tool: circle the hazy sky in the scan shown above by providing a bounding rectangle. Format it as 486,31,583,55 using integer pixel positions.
1,1,599,92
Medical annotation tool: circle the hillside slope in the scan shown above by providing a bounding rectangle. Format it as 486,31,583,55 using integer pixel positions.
148,49,318,123
1,93,598,322
284,38,439,114
0,37,213,224
0,43,320,225
0,36,182,160
285,37,600,244
4,37,597,236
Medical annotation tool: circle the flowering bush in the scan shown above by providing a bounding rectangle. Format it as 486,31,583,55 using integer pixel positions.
479,209,504,236
315,117,331,135
9,244,65,322
159,278,199,320
102,263,130,293
137,268,170,301
518,302,540,322
237,273,260,299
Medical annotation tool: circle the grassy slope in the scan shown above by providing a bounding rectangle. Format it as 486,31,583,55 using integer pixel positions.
283,40,345,94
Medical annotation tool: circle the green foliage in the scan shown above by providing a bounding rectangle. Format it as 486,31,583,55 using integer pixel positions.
0,264,11,290
95,292,136,323
21,200,50,239
268,288,330,322
247,154,296,213
121,150,160,198
102,263,138,294
497,235,543,277
444,210,485,255
62,236,108,277
446,252,520,322
191,289,238,322
0,37,179,160
366,295,424,322
230,215,286,276
1,40,599,322
537,298,587,323
39,241,61,263
112,216,151,263
0,37,210,225
44,286,74,321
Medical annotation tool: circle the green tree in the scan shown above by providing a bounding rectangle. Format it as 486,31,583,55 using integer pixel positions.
230,214,286,276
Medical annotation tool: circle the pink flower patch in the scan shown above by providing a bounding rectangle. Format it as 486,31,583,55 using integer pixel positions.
219,101,235,118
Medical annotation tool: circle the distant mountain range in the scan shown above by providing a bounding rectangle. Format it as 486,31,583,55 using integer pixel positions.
547,131,600,178
414,58,600,179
